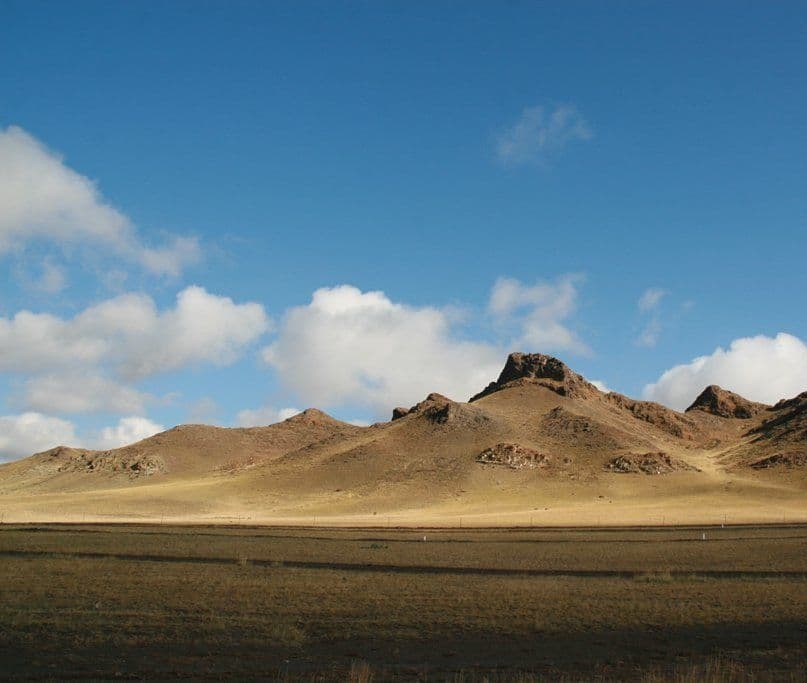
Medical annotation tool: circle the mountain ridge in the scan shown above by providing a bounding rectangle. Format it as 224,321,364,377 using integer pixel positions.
1,351,806,526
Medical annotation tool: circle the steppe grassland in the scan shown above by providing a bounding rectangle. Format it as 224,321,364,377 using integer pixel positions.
2,525,806,680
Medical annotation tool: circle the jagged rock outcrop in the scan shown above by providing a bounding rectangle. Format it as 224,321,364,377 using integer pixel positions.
43,445,166,477
685,385,768,419
748,392,807,443
470,352,600,402
771,391,807,413
749,452,807,469
605,452,699,475
394,392,496,428
391,406,410,421
476,443,550,470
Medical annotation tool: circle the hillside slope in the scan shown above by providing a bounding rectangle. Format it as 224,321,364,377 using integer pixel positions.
1,353,806,525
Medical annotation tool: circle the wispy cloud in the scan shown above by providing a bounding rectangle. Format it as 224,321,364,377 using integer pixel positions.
489,274,590,355
638,287,667,312
236,405,300,427
636,319,662,348
635,287,667,348
495,104,592,166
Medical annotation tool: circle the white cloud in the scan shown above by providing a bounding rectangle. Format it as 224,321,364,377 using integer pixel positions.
636,317,662,348
19,373,150,415
635,287,667,348
111,286,271,379
262,285,503,414
94,416,164,450
0,125,200,276
489,275,589,355
0,286,269,421
33,259,67,294
0,285,270,378
0,412,77,460
186,397,219,424
347,418,371,427
235,405,300,427
643,333,807,410
137,237,201,278
638,288,667,312
590,379,611,393
0,412,166,462
496,104,592,166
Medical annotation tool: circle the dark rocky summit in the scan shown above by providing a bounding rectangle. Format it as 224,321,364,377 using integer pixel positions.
469,352,599,402
391,406,410,421
685,385,768,419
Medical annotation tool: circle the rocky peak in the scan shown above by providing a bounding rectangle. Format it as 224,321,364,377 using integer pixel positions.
470,352,598,402
772,391,807,412
286,408,339,426
685,385,768,419
391,393,451,422
390,392,495,428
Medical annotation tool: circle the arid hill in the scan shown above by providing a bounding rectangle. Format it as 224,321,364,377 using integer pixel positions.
1,352,806,525
686,385,768,419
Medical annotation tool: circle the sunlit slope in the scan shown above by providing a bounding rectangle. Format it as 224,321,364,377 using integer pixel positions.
1,353,805,525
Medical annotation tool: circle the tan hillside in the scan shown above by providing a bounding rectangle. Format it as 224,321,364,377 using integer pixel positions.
720,391,807,472
0,408,362,493
1,352,806,526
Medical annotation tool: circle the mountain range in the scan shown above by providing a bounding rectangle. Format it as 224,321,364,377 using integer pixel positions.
2,352,805,526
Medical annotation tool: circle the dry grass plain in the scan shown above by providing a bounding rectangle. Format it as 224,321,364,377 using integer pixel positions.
2,524,807,680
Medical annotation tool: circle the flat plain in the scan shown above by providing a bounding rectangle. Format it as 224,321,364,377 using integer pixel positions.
2,523,807,680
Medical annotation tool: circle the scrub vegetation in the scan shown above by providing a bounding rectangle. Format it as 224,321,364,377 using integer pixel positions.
2,524,806,680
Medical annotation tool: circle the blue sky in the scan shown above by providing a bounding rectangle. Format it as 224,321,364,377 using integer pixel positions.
2,1,807,459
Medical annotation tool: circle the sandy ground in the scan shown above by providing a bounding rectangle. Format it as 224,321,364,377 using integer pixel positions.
2,472,805,527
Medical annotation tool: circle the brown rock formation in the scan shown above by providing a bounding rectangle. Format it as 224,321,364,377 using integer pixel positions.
470,352,599,402
686,385,768,419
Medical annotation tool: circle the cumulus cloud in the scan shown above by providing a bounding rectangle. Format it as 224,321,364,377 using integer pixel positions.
643,333,807,410
489,275,589,355
0,285,270,379
94,416,164,450
262,285,503,413
0,412,166,461
235,405,300,427
0,412,77,460
0,286,269,422
0,125,200,276
590,379,612,393
496,104,592,166
18,373,150,415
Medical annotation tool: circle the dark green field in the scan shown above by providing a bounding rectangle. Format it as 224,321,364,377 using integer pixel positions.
2,524,807,681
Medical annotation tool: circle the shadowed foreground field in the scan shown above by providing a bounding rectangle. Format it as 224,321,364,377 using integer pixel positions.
1,525,807,680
